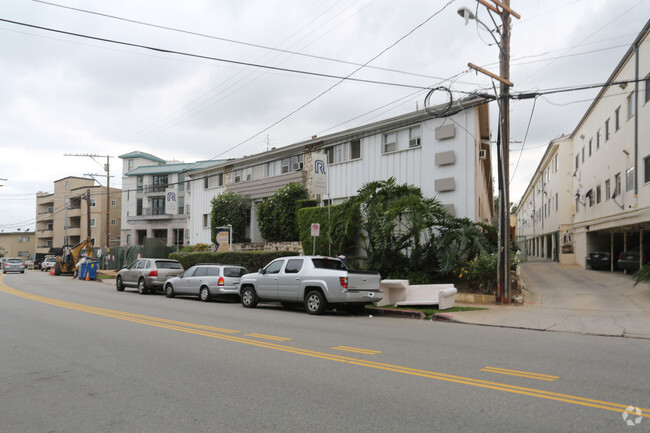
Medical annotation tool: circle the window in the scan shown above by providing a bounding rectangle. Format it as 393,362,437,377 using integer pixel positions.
263,259,284,274
285,259,303,274
90,218,96,227
605,119,610,141
265,160,281,177
137,176,143,192
646,74,650,103
178,196,184,215
18,236,29,242
136,199,143,216
111,219,116,225
203,214,209,228
152,175,168,192
327,140,361,164
234,167,253,182
645,156,650,184
205,173,224,188
605,179,611,200
588,139,592,156
581,147,585,163
111,199,117,206
350,139,361,159
128,160,134,172
90,198,96,207
384,132,397,153
615,106,621,131
586,189,593,207
614,173,621,197
408,126,421,148
627,93,635,120
596,130,601,149
626,167,635,192
596,185,601,204
178,174,185,191
575,154,579,169
553,154,558,172
554,193,558,212
204,177,209,189
151,197,165,215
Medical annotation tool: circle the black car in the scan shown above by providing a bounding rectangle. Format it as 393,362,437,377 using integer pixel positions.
617,247,649,272
586,251,614,270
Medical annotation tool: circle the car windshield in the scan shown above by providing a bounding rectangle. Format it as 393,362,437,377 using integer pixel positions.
311,258,346,270
7,259,23,264
224,267,248,277
155,261,182,269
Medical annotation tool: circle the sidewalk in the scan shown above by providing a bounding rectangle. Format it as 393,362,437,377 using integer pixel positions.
441,261,650,339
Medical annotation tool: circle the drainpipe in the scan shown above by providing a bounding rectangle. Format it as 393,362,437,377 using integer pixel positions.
633,43,639,207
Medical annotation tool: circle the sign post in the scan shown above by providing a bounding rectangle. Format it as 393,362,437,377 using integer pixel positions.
310,223,320,255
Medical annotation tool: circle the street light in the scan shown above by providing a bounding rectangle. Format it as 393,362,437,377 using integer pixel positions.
458,1,519,304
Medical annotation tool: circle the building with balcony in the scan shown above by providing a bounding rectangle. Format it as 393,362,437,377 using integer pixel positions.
119,152,225,247
35,176,122,255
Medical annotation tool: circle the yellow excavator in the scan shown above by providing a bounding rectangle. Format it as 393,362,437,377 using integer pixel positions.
54,237,93,275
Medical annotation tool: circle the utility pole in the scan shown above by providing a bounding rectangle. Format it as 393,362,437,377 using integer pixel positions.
86,189,91,239
65,154,112,249
460,0,519,304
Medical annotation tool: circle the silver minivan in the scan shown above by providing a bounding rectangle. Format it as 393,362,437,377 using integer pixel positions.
164,264,248,301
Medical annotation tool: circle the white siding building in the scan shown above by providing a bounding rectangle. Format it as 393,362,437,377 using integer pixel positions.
187,98,494,245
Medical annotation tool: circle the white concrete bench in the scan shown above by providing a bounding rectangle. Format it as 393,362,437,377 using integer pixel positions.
379,280,457,309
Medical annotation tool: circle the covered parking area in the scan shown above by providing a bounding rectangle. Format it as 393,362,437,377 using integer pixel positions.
585,224,650,272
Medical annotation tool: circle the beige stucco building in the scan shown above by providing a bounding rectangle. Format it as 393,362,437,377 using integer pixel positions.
35,176,121,255
0,231,35,260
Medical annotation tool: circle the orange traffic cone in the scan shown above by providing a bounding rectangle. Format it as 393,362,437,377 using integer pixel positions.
85,272,90,281
49,267,55,276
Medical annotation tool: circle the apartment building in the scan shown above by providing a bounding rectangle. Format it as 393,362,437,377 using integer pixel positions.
35,176,121,255
515,20,650,268
0,231,35,260
187,97,494,245
119,151,225,246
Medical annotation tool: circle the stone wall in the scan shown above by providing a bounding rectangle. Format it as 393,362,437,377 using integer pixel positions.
230,241,303,254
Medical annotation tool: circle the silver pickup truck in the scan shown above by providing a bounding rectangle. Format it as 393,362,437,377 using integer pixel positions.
238,256,382,315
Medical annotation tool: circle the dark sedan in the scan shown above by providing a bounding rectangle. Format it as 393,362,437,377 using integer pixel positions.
617,248,649,272
586,251,615,270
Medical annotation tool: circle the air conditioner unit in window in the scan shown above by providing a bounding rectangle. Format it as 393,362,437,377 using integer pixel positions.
292,162,303,171
478,149,487,159
409,137,421,147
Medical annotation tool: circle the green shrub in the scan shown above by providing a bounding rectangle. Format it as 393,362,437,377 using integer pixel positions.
210,192,251,243
297,204,357,257
169,251,296,272
257,183,309,242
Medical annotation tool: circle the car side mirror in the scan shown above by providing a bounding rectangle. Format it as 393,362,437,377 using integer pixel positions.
258,268,264,274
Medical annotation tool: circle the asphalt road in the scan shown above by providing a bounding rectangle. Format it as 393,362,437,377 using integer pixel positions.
1,271,649,432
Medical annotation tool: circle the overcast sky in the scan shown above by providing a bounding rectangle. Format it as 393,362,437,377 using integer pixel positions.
1,0,649,231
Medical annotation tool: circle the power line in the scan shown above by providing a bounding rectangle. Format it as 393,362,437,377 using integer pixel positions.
0,17,430,92
32,0,452,84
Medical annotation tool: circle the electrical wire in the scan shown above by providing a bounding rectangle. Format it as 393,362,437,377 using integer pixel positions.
509,97,538,183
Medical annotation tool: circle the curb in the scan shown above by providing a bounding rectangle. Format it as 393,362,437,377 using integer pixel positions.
366,307,425,320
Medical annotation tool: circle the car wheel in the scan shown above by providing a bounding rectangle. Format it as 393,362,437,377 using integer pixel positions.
54,263,61,276
165,283,175,298
305,290,327,315
199,286,211,302
241,287,258,308
138,278,147,295
116,276,125,292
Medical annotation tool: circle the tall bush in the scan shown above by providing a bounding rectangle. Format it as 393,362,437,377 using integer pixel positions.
210,192,250,243
297,204,357,256
257,183,309,241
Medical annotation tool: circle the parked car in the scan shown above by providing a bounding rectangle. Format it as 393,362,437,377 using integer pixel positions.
3,258,25,274
239,256,382,315
41,257,58,272
24,259,35,269
116,258,184,294
164,264,249,301
586,251,615,270
617,247,649,272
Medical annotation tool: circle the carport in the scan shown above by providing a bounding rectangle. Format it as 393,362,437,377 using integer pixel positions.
585,224,650,271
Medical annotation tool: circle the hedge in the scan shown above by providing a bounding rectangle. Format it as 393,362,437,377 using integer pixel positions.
169,251,296,273
297,204,356,257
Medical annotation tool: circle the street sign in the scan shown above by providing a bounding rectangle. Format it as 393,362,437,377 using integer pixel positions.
311,223,320,237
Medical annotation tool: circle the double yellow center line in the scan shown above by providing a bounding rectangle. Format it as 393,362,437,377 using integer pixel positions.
1,280,648,419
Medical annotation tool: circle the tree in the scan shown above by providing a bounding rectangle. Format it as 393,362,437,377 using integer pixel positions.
210,192,250,244
257,183,309,242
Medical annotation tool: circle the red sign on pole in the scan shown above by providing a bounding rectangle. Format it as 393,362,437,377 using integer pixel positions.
311,223,320,237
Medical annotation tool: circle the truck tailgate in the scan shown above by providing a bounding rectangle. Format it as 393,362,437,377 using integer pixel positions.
347,270,381,292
